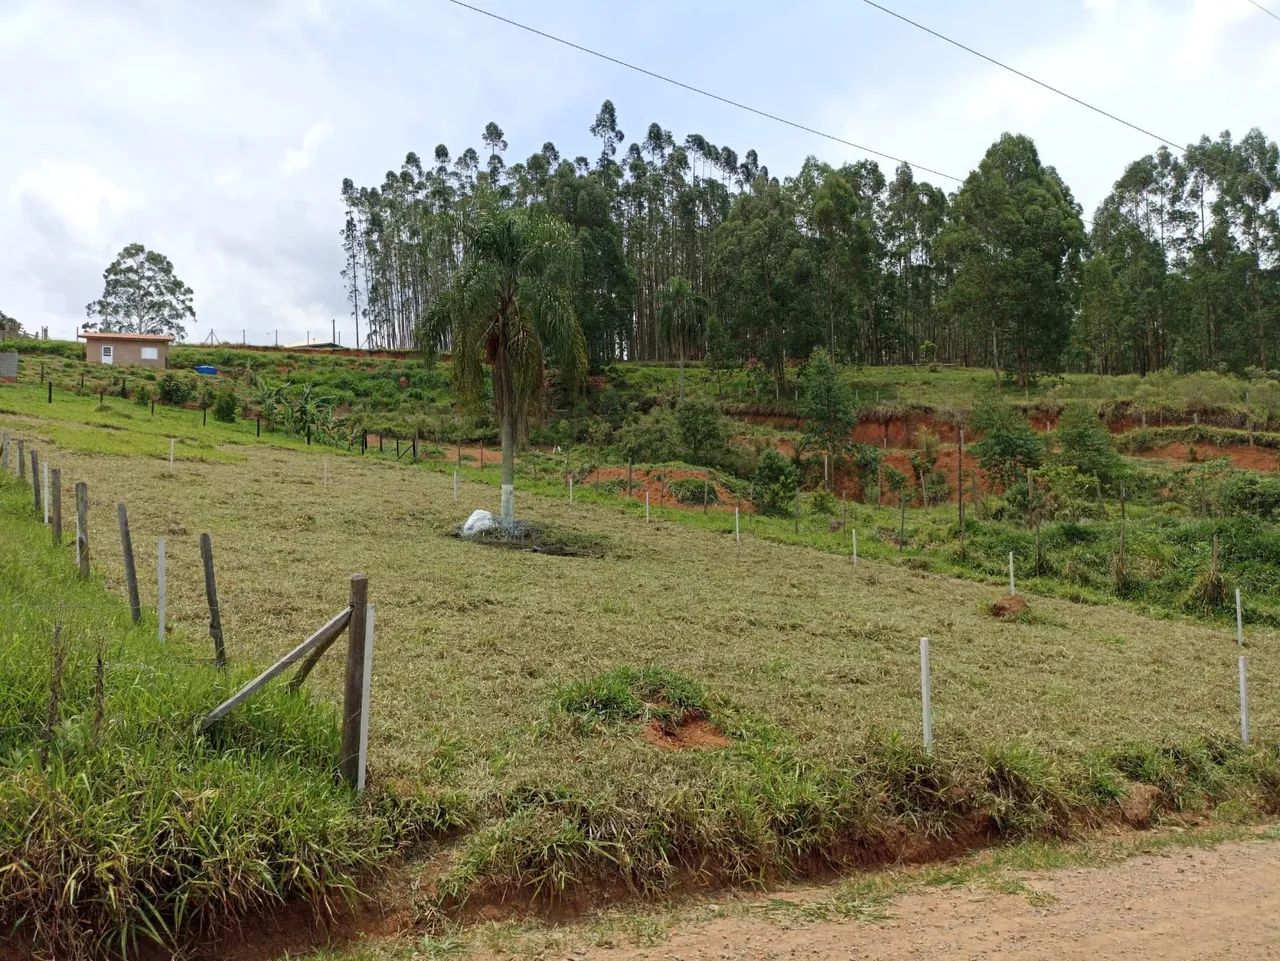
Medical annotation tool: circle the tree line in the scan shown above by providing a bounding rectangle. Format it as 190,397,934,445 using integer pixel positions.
340,101,1280,387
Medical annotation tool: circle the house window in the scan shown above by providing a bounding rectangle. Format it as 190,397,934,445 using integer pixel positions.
101,345,113,364
141,346,159,361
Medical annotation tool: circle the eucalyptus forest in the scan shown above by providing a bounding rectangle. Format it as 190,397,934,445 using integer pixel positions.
340,101,1280,387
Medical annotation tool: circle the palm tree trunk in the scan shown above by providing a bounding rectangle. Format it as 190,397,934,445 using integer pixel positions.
500,406,516,525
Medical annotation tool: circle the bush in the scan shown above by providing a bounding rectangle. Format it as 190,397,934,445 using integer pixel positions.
1220,473,1280,520
751,449,798,517
157,372,194,406
616,407,683,464
212,390,238,423
668,477,719,506
675,400,728,465
970,395,1041,490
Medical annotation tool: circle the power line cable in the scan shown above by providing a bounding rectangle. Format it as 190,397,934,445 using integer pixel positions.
858,0,1184,152
1245,0,1280,24
444,0,964,183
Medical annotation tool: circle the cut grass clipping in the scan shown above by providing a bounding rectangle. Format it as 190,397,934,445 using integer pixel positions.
0,476,461,960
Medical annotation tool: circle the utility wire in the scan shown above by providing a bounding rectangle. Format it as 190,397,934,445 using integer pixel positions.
445,0,964,183
1245,0,1280,24
858,0,1184,152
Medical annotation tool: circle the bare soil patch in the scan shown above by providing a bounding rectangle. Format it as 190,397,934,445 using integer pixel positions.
643,715,732,751
1135,441,1280,472
991,595,1029,619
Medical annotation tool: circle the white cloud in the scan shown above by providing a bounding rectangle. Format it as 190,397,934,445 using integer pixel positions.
280,122,335,175
13,160,141,239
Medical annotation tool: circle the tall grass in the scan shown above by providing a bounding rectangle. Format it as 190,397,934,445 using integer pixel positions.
0,476,394,959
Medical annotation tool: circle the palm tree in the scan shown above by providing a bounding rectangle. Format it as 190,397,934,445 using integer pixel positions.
422,201,586,525
657,276,707,403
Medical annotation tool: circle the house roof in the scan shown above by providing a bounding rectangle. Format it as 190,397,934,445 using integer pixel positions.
77,332,174,343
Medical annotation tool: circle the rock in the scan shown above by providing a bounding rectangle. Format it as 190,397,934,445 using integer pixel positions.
461,509,496,537
1119,782,1163,828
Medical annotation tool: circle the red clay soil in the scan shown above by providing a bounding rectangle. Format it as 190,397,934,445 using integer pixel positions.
643,716,732,751
1134,442,1280,472
588,465,745,513
990,595,1029,619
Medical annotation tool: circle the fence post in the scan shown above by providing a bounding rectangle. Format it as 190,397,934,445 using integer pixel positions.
1008,551,1016,596
18,439,25,480
645,490,650,523
1,432,8,472
569,475,574,505
852,527,858,565
627,460,633,496
31,449,40,516
340,574,370,789
157,537,167,642
117,503,142,623
201,533,226,668
75,482,89,579
920,637,933,753
50,468,62,546
169,438,175,473
1239,655,1250,746
735,505,740,545
453,470,459,500
357,603,375,792
47,382,53,404
43,461,50,524
1235,589,1244,647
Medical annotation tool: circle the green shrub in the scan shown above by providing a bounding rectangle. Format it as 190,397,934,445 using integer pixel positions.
669,477,719,506
157,372,194,406
675,400,728,464
212,389,238,423
616,407,683,464
751,449,798,517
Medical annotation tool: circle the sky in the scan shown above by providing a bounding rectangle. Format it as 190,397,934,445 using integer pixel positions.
2,0,1279,345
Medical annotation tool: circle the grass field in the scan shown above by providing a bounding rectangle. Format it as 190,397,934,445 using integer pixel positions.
3,380,1280,956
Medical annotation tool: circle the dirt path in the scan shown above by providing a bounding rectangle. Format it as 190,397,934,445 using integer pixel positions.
537,838,1280,961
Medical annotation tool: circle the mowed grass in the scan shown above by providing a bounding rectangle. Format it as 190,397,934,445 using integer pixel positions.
0,378,319,462
4,383,1280,928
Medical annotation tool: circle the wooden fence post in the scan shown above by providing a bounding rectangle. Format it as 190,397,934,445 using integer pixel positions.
17,439,25,480
340,574,370,788
118,503,142,623
50,468,62,545
30,449,40,515
75,482,89,579
1,432,8,473
201,533,226,667
43,462,50,524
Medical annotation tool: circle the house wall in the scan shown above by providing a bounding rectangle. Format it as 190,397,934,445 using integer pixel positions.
85,340,169,368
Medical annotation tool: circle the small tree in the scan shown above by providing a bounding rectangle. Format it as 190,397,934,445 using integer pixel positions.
751,449,798,516
0,310,22,337
658,277,708,403
422,201,587,525
84,244,195,339
799,347,854,460
1052,404,1124,491
675,399,728,464
969,396,1041,491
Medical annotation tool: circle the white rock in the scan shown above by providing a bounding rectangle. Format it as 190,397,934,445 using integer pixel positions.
461,508,496,537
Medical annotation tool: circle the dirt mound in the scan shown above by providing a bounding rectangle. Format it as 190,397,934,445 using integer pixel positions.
1119,783,1163,828
643,715,732,751
990,595,1028,619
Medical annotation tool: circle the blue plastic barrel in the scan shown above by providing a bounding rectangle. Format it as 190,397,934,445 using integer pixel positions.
194,365,218,376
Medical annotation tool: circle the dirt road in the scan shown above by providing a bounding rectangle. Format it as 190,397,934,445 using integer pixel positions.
565,838,1280,961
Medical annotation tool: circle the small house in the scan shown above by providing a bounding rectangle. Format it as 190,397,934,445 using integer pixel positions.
78,332,173,368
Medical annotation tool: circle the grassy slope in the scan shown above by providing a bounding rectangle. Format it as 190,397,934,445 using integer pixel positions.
5,384,1280,922
0,466,412,958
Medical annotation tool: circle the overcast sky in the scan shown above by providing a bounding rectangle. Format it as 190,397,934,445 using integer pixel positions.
3,0,1278,344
